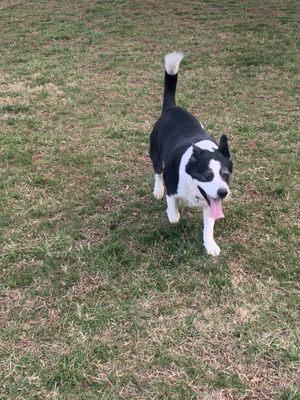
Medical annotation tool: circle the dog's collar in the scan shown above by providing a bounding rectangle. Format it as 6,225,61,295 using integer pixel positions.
197,186,211,206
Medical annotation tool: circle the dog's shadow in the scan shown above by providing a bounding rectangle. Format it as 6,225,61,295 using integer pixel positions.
104,196,233,297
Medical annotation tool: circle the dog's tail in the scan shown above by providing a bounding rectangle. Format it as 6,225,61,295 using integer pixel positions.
162,51,184,112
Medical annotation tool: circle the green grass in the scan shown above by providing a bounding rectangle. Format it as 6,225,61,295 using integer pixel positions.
0,0,299,399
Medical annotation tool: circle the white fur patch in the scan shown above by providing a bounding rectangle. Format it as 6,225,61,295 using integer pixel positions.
166,195,180,223
194,140,218,152
209,159,221,176
204,239,221,256
153,174,164,199
165,52,184,75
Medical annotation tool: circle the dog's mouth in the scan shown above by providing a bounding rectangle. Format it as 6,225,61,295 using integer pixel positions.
197,186,224,220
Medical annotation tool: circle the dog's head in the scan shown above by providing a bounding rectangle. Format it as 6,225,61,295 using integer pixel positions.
186,135,233,203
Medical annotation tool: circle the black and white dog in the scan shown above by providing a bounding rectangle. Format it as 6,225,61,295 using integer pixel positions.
149,52,233,256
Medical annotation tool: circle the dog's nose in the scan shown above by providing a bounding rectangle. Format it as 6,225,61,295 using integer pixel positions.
217,188,228,199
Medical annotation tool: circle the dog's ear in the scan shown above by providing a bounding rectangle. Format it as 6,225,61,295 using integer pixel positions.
191,145,204,161
219,134,231,159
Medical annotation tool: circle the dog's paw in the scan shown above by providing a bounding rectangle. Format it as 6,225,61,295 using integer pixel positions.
167,208,180,223
204,240,220,257
153,186,164,200
153,177,165,200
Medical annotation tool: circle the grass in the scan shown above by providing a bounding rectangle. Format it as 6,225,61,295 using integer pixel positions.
0,0,299,399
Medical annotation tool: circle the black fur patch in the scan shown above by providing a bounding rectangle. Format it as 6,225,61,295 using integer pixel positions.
186,147,232,183
219,135,231,159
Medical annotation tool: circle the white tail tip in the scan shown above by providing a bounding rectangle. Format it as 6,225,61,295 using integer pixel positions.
165,51,184,75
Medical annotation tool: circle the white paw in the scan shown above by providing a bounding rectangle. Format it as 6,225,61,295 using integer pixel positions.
204,240,221,257
153,175,165,200
153,185,164,200
167,208,180,224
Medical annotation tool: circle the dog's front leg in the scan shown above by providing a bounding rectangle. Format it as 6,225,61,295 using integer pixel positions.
202,207,220,256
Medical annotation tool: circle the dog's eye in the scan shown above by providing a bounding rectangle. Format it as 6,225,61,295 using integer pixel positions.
221,171,231,182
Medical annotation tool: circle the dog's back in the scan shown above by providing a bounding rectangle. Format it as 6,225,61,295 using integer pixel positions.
153,106,212,160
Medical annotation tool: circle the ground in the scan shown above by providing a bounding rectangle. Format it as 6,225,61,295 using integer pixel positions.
0,1,299,399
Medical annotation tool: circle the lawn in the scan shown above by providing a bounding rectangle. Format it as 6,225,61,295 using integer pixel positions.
0,0,299,399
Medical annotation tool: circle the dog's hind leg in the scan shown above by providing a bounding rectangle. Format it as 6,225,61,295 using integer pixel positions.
153,173,164,199
150,126,165,200
166,195,180,223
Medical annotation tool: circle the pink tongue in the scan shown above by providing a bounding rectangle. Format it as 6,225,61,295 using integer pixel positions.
210,199,224,220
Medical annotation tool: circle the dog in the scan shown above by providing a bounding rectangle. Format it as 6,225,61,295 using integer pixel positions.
149,52,233,256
